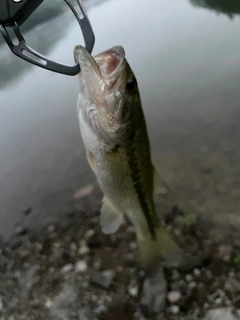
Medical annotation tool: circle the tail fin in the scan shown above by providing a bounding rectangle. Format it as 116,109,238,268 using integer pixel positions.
137,227,182,270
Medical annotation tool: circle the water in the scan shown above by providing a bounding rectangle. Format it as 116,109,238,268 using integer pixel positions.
1,0,240,240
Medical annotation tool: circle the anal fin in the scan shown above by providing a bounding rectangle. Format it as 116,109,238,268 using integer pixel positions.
100,197,124,234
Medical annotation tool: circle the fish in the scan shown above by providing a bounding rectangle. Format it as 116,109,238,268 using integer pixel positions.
74,45,181,269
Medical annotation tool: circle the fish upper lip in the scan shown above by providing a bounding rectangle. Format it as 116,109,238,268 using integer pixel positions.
74,45,126,94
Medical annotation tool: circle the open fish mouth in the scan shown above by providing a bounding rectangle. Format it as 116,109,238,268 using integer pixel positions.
74,45,126,90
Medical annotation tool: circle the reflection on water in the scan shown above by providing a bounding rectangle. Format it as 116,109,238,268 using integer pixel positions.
190,0,240,18
1,0,240,240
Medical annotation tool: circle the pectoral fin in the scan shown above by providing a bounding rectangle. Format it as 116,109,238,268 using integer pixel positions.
100,197,124,234
153,166,173,195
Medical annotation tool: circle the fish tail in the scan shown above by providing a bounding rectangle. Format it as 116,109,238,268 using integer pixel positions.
137,226,182,270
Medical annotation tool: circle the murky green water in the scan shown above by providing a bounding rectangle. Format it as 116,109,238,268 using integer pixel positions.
0,0,240,240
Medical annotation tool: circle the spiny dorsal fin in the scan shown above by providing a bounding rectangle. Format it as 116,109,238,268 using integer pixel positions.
100,197,124,234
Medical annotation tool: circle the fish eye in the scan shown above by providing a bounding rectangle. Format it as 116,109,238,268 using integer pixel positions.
126,77,136,91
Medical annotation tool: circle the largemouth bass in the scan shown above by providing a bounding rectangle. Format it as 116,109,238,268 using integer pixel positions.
74,45,181,269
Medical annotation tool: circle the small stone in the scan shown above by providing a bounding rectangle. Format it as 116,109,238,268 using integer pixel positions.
128,286,139,298
167,291,182,304
140,268,167,316
94,304,107,315
79,306,95,320
193,268,201,277
169,305,180,315
85,229,95,240
130,242,137,250
70,243,77,252
45,299,52,308
188,282,197,290
91,270,116,289
15,226,27,235
225,277,240,293
79,240,90,255
218,245,233,258
75,261,87,273
47,225,55,232
215,297,222,305
50,283,77,319
61,264,73,273
186,274,193,282
19,265,40,300
93,260,101,270
74,184,94,199
202,307,240,320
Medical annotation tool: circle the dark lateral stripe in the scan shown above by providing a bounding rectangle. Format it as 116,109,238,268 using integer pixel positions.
125,137,156,240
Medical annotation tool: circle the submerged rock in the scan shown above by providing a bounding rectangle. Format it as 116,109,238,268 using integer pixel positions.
50,283,77,319
202,307,240,320
90,270,116,289
140,268,167,316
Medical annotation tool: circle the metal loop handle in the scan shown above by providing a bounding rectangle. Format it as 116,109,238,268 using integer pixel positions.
0,0,95,76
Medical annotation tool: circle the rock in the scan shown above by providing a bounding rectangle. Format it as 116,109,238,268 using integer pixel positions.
0,296,2,310
128,286,139,298
167,291,182,304
218,245,233,258
225,277,240,293
193,268,201,277
79,240,90,255
169,305,180,315
45,299,52,308
84,229,95,240
47,225,55,233
79,306,96,320
74,184,94,199
140,268,167,317
91,270,116,289
19,265,40,300
98,301,135,320
61,264,74,273
186,274,193,282
202,307,240,320
50,283,77,319
15,226,27,235
75,261,88,273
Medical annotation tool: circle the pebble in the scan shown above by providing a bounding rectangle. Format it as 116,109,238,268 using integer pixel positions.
225,277,240,292
202,307,240,320
61,264,74,273
167,291,182,304
90,270,116,289
15,226,27,235
193,268,201,277
186,274,193,282
169,305,180,315
79,306,95,320
140,268,167,316
75,261,87,273
47,225,55,233
85,229,95,240
129,242,137,250
128,286,139,298
188,282,197,290
79,240,90,255
45,299,52,308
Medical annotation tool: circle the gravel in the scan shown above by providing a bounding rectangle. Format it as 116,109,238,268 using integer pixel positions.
0,207,240,319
